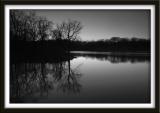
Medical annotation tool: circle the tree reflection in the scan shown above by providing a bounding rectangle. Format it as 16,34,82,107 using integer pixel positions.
71,52,150,63
10,60,82,103
57,60,82,94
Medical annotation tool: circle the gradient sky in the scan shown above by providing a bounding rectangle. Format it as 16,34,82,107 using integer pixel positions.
36,10,150,41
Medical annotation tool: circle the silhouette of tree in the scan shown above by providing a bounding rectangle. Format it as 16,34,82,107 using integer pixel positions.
110,37,121,42
37,17,53,41
51,29,62,40
57,19,82,52
57,19,82,41
10,10,28,41
10,10,53,41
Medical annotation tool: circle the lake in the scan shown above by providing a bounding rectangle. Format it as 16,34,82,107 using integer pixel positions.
10,51,150,103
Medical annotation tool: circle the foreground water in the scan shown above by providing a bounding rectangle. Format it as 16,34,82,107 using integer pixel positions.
10,51,150,103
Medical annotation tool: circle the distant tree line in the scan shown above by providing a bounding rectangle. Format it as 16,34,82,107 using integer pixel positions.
70,37,150,52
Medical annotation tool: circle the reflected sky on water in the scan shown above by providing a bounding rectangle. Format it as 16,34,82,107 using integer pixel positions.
10,52,150,103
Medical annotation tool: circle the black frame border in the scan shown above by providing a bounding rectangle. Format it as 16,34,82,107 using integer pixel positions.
0,0,159,113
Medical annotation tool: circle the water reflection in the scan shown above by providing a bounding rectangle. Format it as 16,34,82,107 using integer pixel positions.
10,52,150,103
71,51,150,63
10,60,82,103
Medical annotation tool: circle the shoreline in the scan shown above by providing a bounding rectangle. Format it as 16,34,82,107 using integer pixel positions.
70,51,150,56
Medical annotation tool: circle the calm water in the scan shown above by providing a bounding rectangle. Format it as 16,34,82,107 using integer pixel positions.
10,51,150,103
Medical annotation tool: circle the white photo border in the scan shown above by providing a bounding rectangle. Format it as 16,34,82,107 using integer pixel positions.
4,5,155,109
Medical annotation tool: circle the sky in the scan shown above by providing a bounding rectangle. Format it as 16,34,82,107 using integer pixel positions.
36,10,150,41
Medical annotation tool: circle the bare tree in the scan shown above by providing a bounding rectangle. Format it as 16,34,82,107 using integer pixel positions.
56,19,82,52
37,17,53,41
57,19,82,41
10,10,27,41
51,29,62,40
10,10,53,41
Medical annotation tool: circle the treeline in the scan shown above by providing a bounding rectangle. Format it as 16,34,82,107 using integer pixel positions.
11,37,150,55
10,10,82,58
70,37,150,52
10,10,150,57
10,10,82,42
